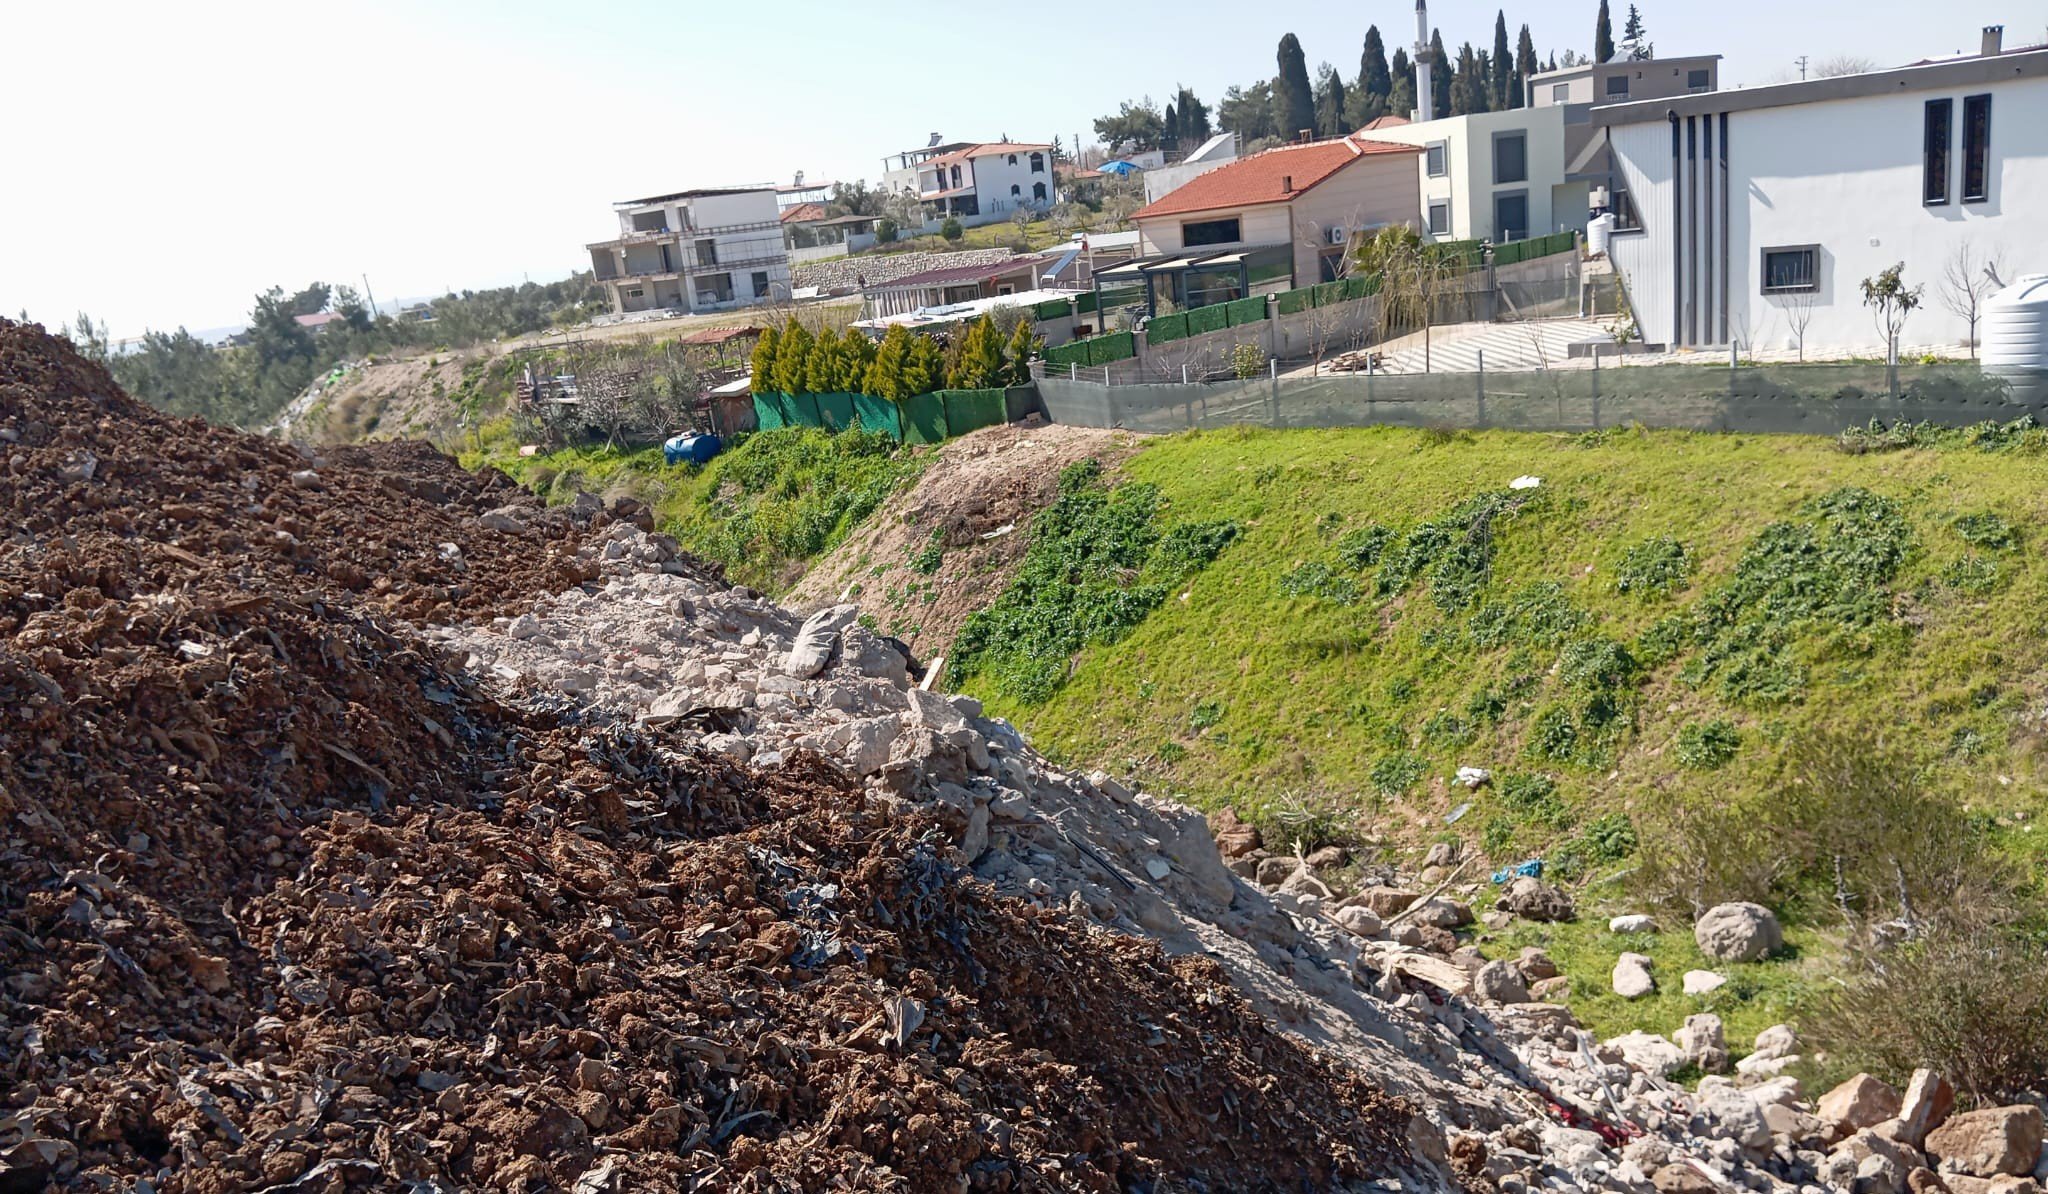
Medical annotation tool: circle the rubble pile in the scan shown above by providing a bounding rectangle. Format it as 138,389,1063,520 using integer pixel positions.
0,318,1421,1190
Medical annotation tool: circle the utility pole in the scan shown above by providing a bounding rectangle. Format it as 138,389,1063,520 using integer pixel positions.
1795,55,1809,80
361,274,379,318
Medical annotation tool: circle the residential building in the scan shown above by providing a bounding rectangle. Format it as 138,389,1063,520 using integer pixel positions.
864,253,1071,317
293,312,346,336
899,141,1059,228
1595,32,2048,352
585,186,792,316
881,137,978,197
1142,132,1242,204
776,173,834,210
1124,133,1423,314
781,204,879,263
1535,54,1723,234
1366,104,1585,244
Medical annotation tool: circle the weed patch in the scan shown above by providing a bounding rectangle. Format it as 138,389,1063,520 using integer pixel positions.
1614,535,1692,599
1674,720,1741,771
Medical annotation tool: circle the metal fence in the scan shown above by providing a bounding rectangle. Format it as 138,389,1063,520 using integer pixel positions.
1034,361,2046,436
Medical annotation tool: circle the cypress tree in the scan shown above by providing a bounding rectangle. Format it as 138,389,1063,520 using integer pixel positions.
749,327,779,394
1595,0,1614,65
772,320,812,395
1276,34,1316,138
838,328,874,394
1390,47,1415,116
1450,43,1486,115
1004,320,1038,386
1430,30,1452,118
864,326,912,399
1491,11,1512,111
1361,26,1392,102
1514,25,1538,108
905,334,946,396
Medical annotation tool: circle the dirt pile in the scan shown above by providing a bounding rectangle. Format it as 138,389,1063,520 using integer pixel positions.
0,318,1423,1191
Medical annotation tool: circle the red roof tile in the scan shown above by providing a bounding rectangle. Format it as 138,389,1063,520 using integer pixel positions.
923,141,1056,171
1361,114,1411,129
1131,136,1422,221
779,202,828,224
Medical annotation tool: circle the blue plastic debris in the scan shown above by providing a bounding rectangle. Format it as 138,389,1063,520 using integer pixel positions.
1490,858,1544,884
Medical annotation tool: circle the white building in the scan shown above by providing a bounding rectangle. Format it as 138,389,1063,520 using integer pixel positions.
882,139,1057,228
585,186,793,316
1141,133,1242,204
1597,33,2048,352
1366,105,1585,244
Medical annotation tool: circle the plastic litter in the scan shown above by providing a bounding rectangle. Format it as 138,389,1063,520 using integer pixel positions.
1490,858,1544,884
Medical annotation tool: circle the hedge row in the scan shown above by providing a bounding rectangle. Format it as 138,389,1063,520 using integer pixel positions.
1491,230,1577,267
1044,330,1137,368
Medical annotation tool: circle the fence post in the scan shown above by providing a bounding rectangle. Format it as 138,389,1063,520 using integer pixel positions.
1070,362,1076,381
1182,363,1189,385
1476,349,1487,428
1591,344,1601,429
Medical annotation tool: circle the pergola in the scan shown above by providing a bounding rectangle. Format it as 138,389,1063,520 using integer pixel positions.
1088,244,1295,328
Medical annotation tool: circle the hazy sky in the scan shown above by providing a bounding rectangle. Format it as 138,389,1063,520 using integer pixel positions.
3,0,2030,335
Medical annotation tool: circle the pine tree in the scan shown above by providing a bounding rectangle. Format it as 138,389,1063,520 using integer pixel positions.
1389,47,1416,116
1163,100,1179,148
1361,26,1392,102
1491,12,1513,111
838,328,874,394
749,327,779,394
1313,63,1347,137
1429,30,1452,118
1621,4,1650,60
1595,0,1615,64
864,326,912,399
803,327,838,394
1514,25,1538,109
905,334,946,396
1004,320,1038,386
1276,34,1316,138
772,320,812,395
1450,43,1486,115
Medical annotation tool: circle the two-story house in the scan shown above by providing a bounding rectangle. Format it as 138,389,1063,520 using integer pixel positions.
903,142,1058,228
585,186,793,316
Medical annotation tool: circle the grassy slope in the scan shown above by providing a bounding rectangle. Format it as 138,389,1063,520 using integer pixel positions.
972,424,2048,1044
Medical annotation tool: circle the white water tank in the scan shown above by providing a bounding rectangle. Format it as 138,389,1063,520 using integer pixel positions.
1587,213,1617,258
1982,275,2048,405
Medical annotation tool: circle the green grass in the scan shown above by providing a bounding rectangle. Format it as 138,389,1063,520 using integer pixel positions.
964,423,2048,1037
464,425,929,592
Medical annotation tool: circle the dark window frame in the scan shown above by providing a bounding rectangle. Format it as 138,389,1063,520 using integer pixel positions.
1492,131,1528,185
1030,152,1046,173
1032,181,1048,202
1492,189,1530,243
1924,97,1952,205
1425,141,1448,178
1962,93,1992,203
1687,68,1710,90
1426,201,1450,236
750,270,771,296
1605,74,1630,98
1181,216,1242,246
1552,82,1571,102
1760,244,1819,294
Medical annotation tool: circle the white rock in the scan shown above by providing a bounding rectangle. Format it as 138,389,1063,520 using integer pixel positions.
1609,914,1658,934
1144,858,1172,881
1613,952,1656,999
1605,1030,1684,1077
1682,969,1727,996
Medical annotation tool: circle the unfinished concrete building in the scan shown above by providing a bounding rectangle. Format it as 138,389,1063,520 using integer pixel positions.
586,186,793,316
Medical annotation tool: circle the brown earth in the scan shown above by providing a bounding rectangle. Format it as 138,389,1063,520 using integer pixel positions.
786,421,1139,659
0,320,1423,1191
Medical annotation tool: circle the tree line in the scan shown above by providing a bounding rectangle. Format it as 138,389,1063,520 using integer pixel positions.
54,276,606,430
749,315,1036,400
1092,2,1653,154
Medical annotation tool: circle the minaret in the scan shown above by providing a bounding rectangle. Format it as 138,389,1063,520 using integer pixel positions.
1413,0,1433,122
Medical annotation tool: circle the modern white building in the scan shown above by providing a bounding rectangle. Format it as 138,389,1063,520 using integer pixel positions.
1366,104,1586,244
900,141,1058,228
1596,33,2048,352
586,186,792,316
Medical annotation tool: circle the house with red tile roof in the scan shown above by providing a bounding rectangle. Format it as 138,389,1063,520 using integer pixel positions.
879,139,1059,229
1131,134,1424,292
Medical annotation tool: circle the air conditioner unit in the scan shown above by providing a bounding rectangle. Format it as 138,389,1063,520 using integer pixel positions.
1325,225,1348,245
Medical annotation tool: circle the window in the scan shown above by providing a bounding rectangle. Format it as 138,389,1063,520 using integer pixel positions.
1687,68,1710,90
1493,191,1529,242
695,239,718,266
1030,152,1045,172
1425,142,1447,177
1032,181,1047,202
1182,216,1241,246
1605,75,1630,98
1552,83,1570,102
1007,153,1018,165
1427,201,1450,236
1760,246,1819,294
1011,184,1021,197
1610,185,1641,231
950,165,961,187
1923,97,1952,205
1963,93,1992,203
624,287,644,298
751,271,771,297
1493,132,1528,184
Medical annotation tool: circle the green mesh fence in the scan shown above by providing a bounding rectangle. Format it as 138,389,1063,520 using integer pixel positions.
1033,297,1073,320
752,393,789,430
853,393,902,439
783,393,824,427
815,392,857,430
1225,296,1269,326
898,392,947,444
1187,304,1228,336
1147,313,1191,344
939,388,1007,436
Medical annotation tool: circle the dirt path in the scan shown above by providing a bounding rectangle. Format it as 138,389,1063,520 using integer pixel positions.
785,420,1139,659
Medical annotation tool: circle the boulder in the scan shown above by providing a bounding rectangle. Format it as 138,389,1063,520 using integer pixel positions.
1699,1083,1771,1151
1209,808,1263,859
1497,876,1576,922
1424,841,1459,868
1693,901,1783,962
1304,844,1349,870
1926,1107,2045,1178
1652,1162,1720,1194
1821,1075,1905,1137
1898,1070,1957,1150
1751,1023,1799,1060
1516,947,1558,981
1604,1030,1685,1077
1355,887,1421,918
1529,975,1571,1001
1254,856,1296,888
1674,1012,1729,1074
1612,952,1656,999
1473,960,1530,1005
1609,914,1658,934
1333,905,1383,939
1682,969,1727,996
1277,867,1333,901
1409,897,1474,929
784,605,858,678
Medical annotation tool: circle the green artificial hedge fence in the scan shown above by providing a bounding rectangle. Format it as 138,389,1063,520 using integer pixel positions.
1225,296,1270,326
815,391,857,430
1186,304,1228,335
899,392,947,445
853,393,902,438
939,388,1007,436
1146,313,1190,345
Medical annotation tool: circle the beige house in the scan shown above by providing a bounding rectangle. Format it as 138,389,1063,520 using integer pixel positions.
1130,133,1424,304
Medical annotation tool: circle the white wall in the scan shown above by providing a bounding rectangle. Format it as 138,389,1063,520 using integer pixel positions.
1369,106,1575,243
1136,152,1419,285
1610,72,2048,352
970,149,1054,211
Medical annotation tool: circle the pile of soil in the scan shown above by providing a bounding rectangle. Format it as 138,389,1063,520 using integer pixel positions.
0,320,1421,1191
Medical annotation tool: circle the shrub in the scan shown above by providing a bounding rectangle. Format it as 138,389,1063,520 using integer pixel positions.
1953,511,2016,551
1334,524,1394,571
1375,489,1540,612
1278,561,1360,604
1231,341,1266,380
1190,701,1225,731
1674,719,1741,771
1496,771,1572,830
1942,555,2000,594
1614,535,1693,599
1263,791,1359,852
909,528,945,575
1370,752,1427,799
940,217,964,242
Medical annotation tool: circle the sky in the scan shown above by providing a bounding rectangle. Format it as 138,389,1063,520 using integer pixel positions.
3,0,2033,336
